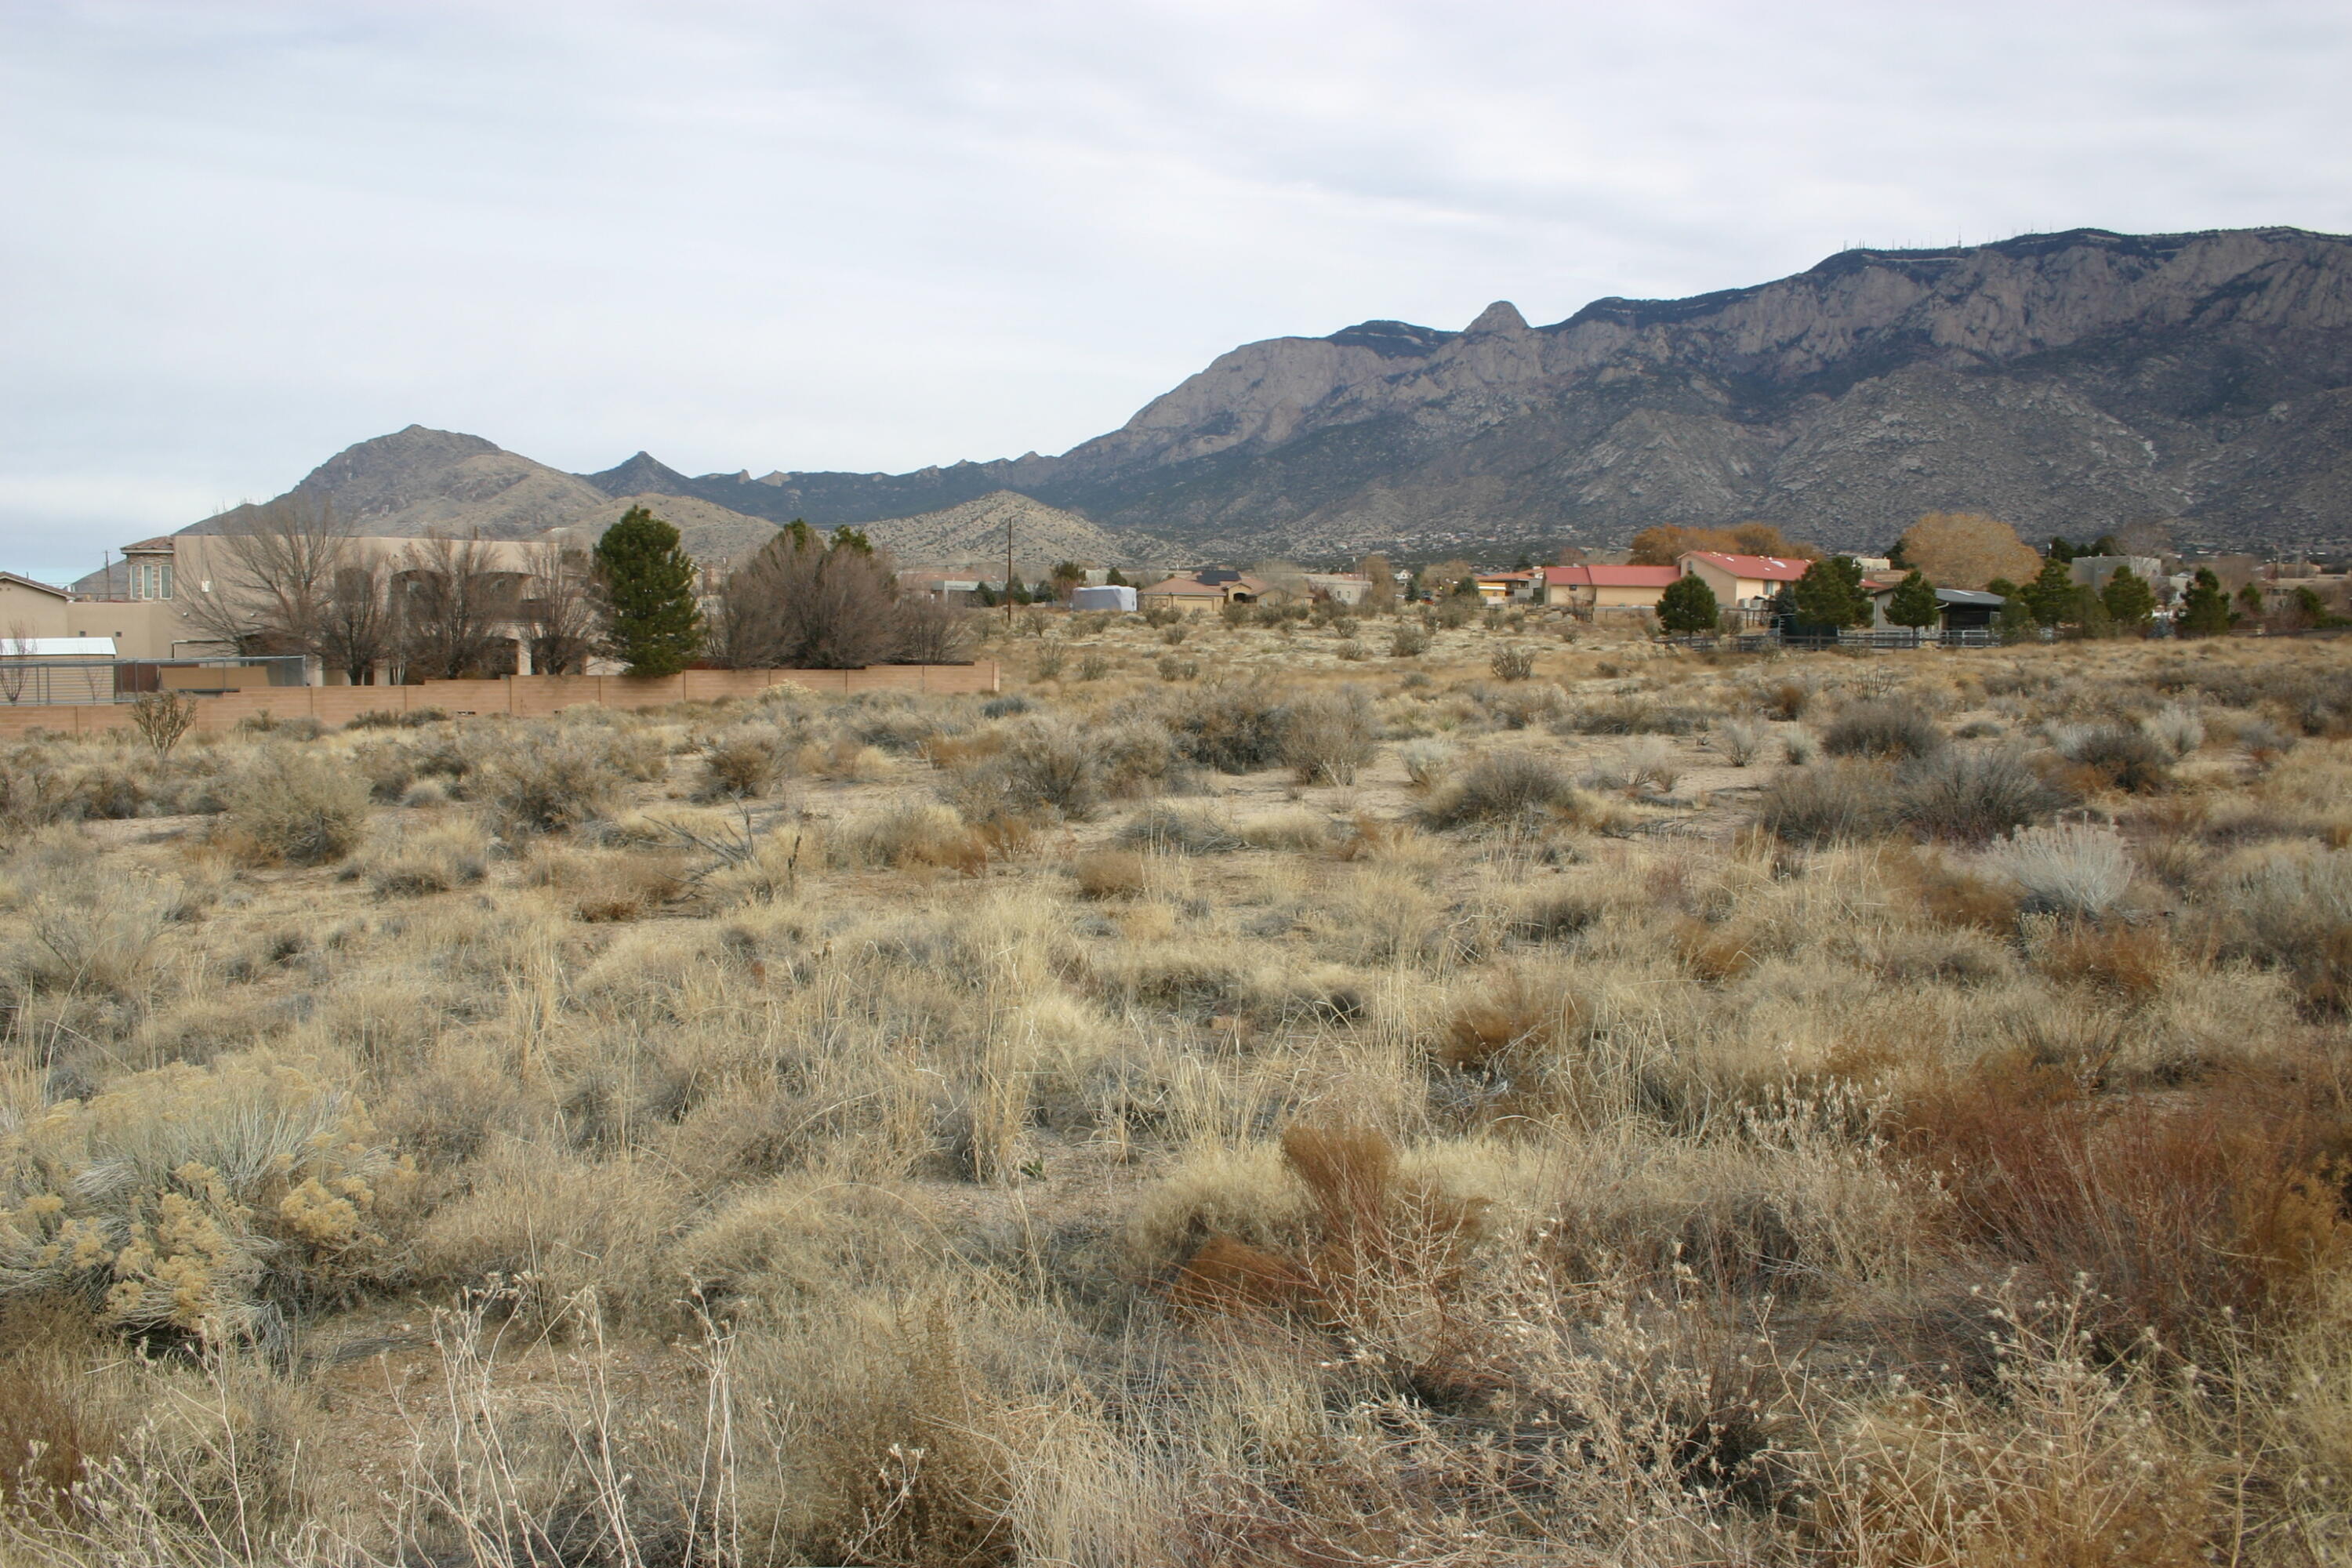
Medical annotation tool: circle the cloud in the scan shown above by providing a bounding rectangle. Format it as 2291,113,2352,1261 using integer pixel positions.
3,0,2349,567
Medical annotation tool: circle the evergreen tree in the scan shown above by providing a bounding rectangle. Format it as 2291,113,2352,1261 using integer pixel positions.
2046,536,2081,564
594,506,703,676
1657,572,1721,633
2178,568,2235,637
1995,595,2037,644
2237,583,2267,622
2021,556,2078,626
2100,565,2155,630
829,525,874,554
1886,569,1942,631
1790,555,1871,630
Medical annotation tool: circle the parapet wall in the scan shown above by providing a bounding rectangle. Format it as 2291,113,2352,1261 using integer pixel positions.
0,662,1000,739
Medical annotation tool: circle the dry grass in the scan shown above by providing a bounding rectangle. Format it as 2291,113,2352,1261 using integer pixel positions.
5,626,2352,1563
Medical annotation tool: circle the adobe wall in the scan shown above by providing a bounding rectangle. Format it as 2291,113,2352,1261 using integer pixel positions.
0,662,1000,739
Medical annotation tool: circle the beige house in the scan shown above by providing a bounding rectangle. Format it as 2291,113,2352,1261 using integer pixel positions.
1538,564,1682,612
0,573,73,641
1678,551,1813,610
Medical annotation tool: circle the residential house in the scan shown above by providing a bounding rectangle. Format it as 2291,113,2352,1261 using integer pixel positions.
1537,564,1682,612
1678,552,1813,610
1863,583,2007,633
0,572,73,641
1301,572,1372,605
1136,576,1231,614
2067,555,2164,592
1473,570,1536,604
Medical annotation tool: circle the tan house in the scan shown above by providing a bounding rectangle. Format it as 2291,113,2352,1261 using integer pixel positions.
1538,564,1682,612
0,572,73,641
1678,551,1812,610
1474,570,1536,604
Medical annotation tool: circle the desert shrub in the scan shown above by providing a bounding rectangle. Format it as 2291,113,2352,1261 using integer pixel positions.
1489,644,1537,681
524,842,688,921
1897,1069,2350,1353
1076,653,1110,681
942,718,1100,822
1987,822,2132,918
2219,849,2352,1011
979,694,1031,719
1762,679,1813,720
234,712,323,742
0,1056,401,1341
2142,702,2205,760
1781,729,1819,765
1821,702,1947,761
1398,738,1457,791
1388,625,1430,658
343,706,449,730
477,730,629,834
1424,750,1584,828
1754,762,1898,845
695,725,793,800
1558,695,1704,735
1117,803,1244,855
1167,681,1290,772
363,814,491,897
1033,643,1065,680
2052,721,2171,793
1240,809,1334,851
411,1144,681,1331
1072,849,1148,898
1713,717,1767,767
1898,747,2072,844
1280,688,1377,785
350,741,418,804
833,802,986,874
0,837,177,997
1093,719,1189,799
1160,622,1189,645
1156,653,1199,681
1476,681,1569,730
216,748,370,865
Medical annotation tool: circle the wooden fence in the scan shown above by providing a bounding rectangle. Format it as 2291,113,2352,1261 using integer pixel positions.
0,663,999,740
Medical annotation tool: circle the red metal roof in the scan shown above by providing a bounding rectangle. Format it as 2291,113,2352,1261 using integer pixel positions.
1680,551,1812,581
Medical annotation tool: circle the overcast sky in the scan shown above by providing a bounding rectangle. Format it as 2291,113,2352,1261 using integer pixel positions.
5,0,2350,579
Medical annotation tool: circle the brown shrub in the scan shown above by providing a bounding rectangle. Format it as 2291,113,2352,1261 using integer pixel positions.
1896,1065,2352,1353
2034,920,2177,1003
1072,849,1147,899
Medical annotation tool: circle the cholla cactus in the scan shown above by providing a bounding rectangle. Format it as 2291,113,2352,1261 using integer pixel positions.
0,1056,403,1341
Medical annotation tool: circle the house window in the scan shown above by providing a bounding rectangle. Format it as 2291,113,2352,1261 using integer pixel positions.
158,563,172,599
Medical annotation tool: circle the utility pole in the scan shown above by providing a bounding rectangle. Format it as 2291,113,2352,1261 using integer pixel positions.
1005,508,1014,627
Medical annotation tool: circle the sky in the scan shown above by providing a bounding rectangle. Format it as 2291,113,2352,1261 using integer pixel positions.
5,0,2351,581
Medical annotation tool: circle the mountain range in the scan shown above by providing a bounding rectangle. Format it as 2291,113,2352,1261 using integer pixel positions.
165,226,2352,566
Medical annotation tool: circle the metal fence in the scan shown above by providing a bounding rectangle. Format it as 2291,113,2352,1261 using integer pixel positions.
1661,626,2010,653
0,656,307,706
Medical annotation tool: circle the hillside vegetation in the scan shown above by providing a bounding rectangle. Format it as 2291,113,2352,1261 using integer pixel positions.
5,607,2352,1565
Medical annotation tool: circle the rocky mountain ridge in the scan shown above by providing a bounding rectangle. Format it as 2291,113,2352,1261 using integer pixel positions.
169,227,2352,562
591,227,2352,554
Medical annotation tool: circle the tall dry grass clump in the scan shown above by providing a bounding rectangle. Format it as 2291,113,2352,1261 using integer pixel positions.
216,748,371,865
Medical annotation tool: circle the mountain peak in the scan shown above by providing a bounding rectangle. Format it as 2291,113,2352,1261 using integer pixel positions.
1464,299,1529,336
583,450,695,497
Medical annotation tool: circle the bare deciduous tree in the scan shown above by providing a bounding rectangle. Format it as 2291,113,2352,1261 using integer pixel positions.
0,621,32,703
521,541,601,676
713,524,903,670
1898,513,2044,590
317,557,395,686
179,497,352,657
397,534,516,680
894,593,978,663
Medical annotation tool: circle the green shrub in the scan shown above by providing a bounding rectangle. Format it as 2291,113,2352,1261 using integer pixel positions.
1424,750,1584,828
1822,702,1947,761
1897,748,2071,844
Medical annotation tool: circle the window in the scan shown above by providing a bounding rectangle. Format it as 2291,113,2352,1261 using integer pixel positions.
159,563,172,599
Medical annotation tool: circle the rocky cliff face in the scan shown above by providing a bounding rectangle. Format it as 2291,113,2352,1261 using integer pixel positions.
615,227,2352,554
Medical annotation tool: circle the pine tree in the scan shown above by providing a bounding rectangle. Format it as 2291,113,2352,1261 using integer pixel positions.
2021,556,2078,626
1791,555,1871,631
1995,595,2037,644
594,506,703,677
2100,565,2155,630
1886,569,1942,631
2178,568,2235,637
1657,572,1720,633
